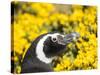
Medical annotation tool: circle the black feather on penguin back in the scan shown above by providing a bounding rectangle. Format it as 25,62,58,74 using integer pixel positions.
22,33,47,62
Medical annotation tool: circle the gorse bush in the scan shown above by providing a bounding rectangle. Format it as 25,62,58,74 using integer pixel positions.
11,2,97,73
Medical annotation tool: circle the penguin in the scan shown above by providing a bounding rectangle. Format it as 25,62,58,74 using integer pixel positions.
21,32,80,73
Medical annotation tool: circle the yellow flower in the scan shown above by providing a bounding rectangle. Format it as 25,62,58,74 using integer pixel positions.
14,56,18,62
73,59,83,68
16,66,21,74
54,64,63,71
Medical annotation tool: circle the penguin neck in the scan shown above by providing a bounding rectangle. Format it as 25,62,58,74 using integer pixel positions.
36,34,55,64
36,47,55,64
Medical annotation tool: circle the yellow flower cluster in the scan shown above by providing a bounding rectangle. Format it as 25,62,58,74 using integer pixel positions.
54,5,97,71
11,2,97,73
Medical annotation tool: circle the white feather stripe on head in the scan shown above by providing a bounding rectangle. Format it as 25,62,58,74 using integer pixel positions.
36,33,60,64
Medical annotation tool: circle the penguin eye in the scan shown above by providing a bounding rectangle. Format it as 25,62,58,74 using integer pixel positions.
52,37,57,42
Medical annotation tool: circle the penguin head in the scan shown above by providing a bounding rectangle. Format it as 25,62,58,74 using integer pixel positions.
42,32,80,57
36,32,80,63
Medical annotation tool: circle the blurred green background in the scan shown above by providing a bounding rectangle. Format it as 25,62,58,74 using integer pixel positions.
11,1,97,73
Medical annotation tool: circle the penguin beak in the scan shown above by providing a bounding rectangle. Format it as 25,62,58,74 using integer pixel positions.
63,32,80,44
57,32,80,45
